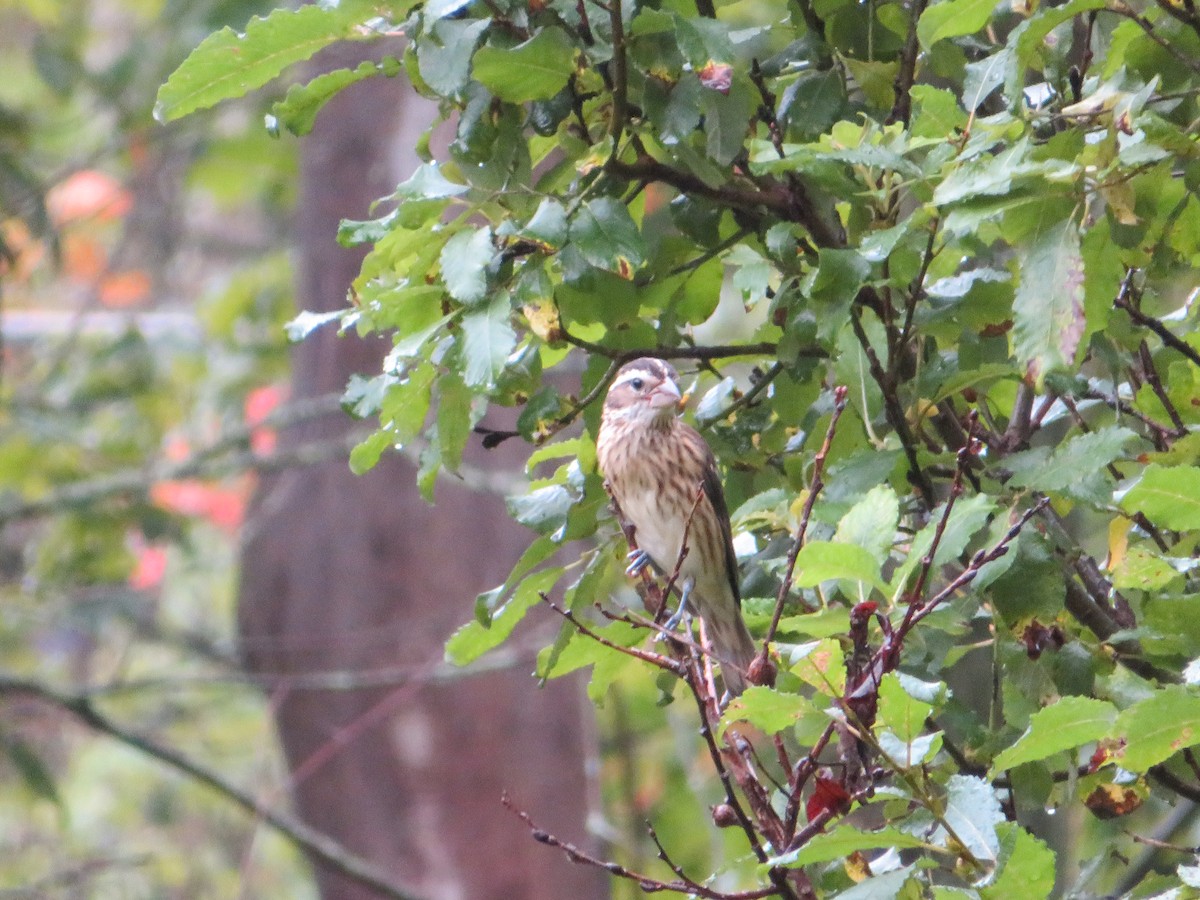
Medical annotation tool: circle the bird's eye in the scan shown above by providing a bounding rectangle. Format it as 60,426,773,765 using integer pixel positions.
630,378,645,391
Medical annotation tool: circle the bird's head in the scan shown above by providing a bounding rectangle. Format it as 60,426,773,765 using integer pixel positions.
602,358,683,429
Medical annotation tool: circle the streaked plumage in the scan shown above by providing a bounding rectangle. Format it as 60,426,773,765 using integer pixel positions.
596,358,757,695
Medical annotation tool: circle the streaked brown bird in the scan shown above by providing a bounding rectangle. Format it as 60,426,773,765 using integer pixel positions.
596,357,757,695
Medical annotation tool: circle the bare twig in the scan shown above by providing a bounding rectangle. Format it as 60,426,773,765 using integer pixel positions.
541,594,685,674
760,385,849,658
502,796,779,899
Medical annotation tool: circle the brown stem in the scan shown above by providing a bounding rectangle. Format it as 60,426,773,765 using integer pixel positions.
760,386,849,660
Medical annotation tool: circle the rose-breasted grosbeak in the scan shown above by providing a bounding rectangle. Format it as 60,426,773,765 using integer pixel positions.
596,357,757,695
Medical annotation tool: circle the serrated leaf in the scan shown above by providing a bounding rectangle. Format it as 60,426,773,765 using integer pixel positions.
156,5,361,121
1014,220,1086,380
395,162,470,201
272,58,395,136
508,483,575,536
1120,464,1200,531
981,824,1056,900
520,198,569,249
1112,545,1182,591
570,198,646,274
445,566,563,664
720,686,810,737
349,430,392,474
440,226,495,305
462,294,515,388
792,541,887,591
834,485,900,564
918,0,997,49
472,28,576,103
1006,427,1136,494
878,673,940,742
1112,684,1200,771
767,826,927,868
939,774,1003,863
991,696,1117,773
418,17,490,97
891,494,995,595
437,371,474,473
381,363,436,445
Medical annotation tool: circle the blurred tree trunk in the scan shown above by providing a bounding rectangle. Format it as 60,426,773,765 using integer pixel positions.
237,43,606,900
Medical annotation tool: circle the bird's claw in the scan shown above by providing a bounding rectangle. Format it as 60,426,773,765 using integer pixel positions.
625,549,652,577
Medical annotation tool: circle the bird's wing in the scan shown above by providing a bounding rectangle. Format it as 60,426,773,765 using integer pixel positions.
700,447,741,606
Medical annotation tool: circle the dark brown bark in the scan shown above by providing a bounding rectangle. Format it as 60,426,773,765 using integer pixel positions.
237,42,605,900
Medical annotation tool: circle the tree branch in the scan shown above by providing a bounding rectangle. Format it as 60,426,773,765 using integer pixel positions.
0,676,424,900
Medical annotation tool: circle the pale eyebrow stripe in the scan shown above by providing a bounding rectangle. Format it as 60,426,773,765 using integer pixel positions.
612,368,657,389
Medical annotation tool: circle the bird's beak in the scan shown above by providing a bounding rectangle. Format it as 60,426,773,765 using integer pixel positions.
647,378,682,410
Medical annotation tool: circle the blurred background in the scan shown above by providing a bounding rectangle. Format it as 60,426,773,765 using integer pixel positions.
0,2,617,896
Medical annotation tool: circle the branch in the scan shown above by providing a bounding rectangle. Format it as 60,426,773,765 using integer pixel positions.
760,386,848,657
0,676,424,900
1114,268,1200,368
887,0,933,126
502,796,780,899
606,155,844,249
541,593,686,674
848,306,936,504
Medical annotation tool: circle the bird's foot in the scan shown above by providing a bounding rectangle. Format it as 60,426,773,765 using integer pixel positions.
625,549,652,577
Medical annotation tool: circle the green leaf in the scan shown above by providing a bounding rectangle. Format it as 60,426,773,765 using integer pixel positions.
437,370,474,473
981,824,1056,900
991,696,1117,773
1112,685,1200,771
1006,427,1136,495
721,686,810,737
271,58,397,136
878,673,944,742
767,826,927,868
570,198,646,275
349,430,392,474
520,198,569,250
1120,464,1200,531
461,294,516,388
472,28,577,103
1112,545,1183,591
418,18,491,97
918,0,998,49
440,226,495,305
808,248,871,304
445,566,563,664
891,494,995,595
155,5,362,122
792,541,887,591
508,483,575,537
395,162,470,201
834,485,900,564
1013,220,1086,380
380,363,436,446
938,774,1003,863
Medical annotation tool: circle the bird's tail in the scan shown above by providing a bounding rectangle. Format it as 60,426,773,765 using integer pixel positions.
707,612,758,697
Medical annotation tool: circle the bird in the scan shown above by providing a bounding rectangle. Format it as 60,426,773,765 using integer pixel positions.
596,357,758,696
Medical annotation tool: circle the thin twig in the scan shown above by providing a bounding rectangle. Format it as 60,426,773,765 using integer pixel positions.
760,386,849,658
502,796,778,899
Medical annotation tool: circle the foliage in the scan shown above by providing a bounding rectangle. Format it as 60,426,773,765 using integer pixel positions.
160,0,1200,894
